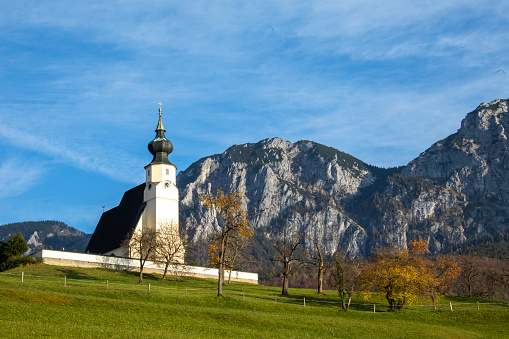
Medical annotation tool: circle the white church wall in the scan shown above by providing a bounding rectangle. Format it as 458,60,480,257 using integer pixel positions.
142,199,157,232
32,249,258,284
155,198,179,224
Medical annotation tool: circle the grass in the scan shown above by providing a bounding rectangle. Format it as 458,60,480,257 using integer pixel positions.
1,263,508,338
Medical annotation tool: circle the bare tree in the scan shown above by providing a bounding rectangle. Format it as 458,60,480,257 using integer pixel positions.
307,237,332,295
273,227,305,296
331,250,360,310
457,256,483,298
156,220,187,280
122,228,159,284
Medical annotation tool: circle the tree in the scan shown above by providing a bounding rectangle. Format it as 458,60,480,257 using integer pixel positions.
456,256,483,298
307,237,331,295
360,240,460,311
0,233,35,272
331,250,361,311
156,220,187,281
0,241,8,263
409,239,460,309
200,190,252,297
421,256,460,309
452,256,508,300
359,246,424,311
272,226,305,296
122,228,159,284
5,232,28,257
207,230,251,284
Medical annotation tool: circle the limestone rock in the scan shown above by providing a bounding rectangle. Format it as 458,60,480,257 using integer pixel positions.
177,99,509,258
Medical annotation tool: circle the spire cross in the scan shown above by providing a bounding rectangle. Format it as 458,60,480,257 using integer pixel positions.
158,102,162,117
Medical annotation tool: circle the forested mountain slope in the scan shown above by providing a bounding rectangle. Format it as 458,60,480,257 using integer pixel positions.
0,221,91,255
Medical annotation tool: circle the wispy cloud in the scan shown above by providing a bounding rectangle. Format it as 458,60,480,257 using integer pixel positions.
0,157,45,198
0,121,145,184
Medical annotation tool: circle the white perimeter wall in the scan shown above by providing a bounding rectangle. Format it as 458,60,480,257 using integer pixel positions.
32,249,258,284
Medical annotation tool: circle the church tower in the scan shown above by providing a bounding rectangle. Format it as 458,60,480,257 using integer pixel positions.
85,104,184,262
142,105,179,233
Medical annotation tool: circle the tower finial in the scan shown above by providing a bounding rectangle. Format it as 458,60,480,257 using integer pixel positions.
158,102,162,118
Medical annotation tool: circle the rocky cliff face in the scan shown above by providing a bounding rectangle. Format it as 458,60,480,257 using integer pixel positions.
401,98,509,251
177,99,509,258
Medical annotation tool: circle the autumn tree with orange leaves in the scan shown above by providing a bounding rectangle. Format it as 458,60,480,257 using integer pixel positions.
409,239,461,309
200,190,253,297
360,239,460,311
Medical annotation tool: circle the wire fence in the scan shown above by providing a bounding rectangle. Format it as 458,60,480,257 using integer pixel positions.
1,271,508,313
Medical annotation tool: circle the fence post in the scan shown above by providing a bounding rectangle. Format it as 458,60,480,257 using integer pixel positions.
64,276,66,287
21,271,24,284
450,302,453,312
373,304,376,313
148,283,150,293
243,291,245,301
185,287,187,297
427,305,430,312
303,297,306,307
106,280,108,290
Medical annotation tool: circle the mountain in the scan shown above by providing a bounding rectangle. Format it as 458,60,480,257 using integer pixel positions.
0,221,92,255
402,99,509,249
177,98,509,259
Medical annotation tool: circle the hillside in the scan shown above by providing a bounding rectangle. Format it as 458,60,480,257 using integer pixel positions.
177,99,509,260
0,221,91,255
1,264,508,338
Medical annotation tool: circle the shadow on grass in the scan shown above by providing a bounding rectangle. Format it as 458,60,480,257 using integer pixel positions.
56,268,99,280
122,270,161,282
241,291,396,313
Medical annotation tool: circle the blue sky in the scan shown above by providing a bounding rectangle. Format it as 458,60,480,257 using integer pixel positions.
1,1,508,233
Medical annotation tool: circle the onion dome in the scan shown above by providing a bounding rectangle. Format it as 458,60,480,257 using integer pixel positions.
147,106,174,165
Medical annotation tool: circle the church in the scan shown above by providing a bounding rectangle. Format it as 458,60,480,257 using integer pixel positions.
33,104,257,283
86,105,184,262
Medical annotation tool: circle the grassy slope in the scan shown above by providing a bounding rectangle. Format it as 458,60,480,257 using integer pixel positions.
0,264,508,338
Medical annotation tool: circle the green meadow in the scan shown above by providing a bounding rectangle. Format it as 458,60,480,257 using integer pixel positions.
0,264,508,338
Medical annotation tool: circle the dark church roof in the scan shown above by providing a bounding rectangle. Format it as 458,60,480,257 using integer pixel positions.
86,183,146,254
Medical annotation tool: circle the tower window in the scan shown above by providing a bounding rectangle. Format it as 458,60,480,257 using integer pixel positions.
166,169,169,175
147,169,150,176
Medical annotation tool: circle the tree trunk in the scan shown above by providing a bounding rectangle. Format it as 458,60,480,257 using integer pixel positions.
315,240,325,295
163,261,170,281
339,291,346,310
218,237,226,297
467,274,473,298
139,257,144,284
346,283,355,311
282,261,290,295
218,263,223,297
282,273,289,295
386,293,396,311
317,262,324,295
